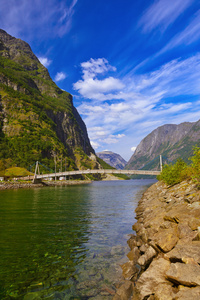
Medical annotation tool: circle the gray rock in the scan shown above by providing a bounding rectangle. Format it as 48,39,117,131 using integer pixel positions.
76,279,98,290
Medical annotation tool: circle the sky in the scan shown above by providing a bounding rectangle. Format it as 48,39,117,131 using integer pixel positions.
1,0,200,161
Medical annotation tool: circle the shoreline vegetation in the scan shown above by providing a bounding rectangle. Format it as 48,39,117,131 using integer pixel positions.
113,147,200,299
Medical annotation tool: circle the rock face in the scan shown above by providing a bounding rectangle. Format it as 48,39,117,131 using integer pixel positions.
97,151,127,169
0,29,96,170
114,180,200,299
126,121,200,170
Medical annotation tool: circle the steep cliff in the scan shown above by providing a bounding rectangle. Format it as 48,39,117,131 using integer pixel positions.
97,151,127,169
126,120,200,170
0,29,96,171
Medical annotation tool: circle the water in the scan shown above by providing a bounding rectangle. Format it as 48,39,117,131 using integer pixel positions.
0,179,156,299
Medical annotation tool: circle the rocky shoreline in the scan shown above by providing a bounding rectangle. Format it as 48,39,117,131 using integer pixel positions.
0,180,92,190
114,180,200,299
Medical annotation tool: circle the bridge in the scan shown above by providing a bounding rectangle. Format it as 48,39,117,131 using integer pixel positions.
32,167,160,183
30,156,163,183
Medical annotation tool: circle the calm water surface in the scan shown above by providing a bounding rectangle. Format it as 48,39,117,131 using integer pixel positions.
0,179,156,299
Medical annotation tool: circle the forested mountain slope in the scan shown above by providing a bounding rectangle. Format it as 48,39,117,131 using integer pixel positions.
0,29,98,172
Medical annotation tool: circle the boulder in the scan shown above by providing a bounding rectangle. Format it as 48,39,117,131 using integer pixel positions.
137,246,157,267
139,244,148,253
174,286,200,300
115,281,133,300
164,204,191,224
135,258,171,299
152,227,179,252
165,241,200,264
188,217,200,230
127,235,142,249
127,247,140,262
166,262,200,286
121,261,139,280
154,283,175,300
177,223,194,239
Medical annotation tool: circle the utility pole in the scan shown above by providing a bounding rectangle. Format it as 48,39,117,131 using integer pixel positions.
160,155,163,172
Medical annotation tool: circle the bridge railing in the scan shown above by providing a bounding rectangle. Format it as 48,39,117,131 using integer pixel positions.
34,169,160,180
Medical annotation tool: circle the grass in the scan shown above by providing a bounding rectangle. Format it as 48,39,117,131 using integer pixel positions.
4,167,33,177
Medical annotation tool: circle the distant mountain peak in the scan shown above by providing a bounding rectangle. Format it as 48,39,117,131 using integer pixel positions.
97,151,127,169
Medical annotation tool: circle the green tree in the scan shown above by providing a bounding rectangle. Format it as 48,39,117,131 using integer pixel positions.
157,158,187,185
189,146,200,182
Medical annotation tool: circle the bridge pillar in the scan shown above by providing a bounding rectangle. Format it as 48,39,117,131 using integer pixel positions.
32,178,42,184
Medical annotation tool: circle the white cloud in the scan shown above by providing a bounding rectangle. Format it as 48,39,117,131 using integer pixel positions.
74,77,124,100
73,58,124,101
38,57,52,67
0,0,78,39
158,10,200,53
139,0,194,33
103,134,125,145
131,147,136,152
90,141,100,149
75,55,200,158
81,58,116,79
55,72,67,82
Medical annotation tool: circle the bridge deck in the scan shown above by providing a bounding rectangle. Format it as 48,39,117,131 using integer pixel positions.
35,169,160,179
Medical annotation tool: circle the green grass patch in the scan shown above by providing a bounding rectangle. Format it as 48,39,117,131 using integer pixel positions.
5,167,33,177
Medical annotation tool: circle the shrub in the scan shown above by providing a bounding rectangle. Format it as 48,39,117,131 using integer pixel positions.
158,146,200,185
189,146,200,183
157,158,187,185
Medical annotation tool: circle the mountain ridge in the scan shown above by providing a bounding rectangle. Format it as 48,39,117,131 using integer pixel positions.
97,151,127,170
126,120,200,170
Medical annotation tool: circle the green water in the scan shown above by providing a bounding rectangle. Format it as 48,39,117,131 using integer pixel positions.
0,179,156,299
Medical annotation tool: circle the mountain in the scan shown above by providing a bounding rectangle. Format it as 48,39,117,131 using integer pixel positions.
126,120,200,170
97,151,127,169
0,29,100,172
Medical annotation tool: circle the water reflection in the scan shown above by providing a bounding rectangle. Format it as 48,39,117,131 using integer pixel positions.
0,179,156,299
0,185,92,298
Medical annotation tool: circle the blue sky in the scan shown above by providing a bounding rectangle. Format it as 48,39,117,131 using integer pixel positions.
1,0,200,160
